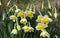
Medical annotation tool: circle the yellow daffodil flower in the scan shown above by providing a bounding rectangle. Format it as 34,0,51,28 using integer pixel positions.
18,11,24,18
26,10,33,18
43,17,49,24
27,26,34,32
22,26,34,32
39,24,44,30
9,15,17,22
15,9,20,13
11,28,17,34
16,24,21,31
22,26,29,32
20,18,27,24
43,15,52,24
36,23,48,31
40,30,50,38
36,15,44,23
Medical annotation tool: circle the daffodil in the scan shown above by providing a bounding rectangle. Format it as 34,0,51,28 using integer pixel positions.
15,9,20,13
22,26,34,32
36,23,48,31
26,10,33,18
16,24,21,31
36,15,44,23
18,11,24,18
43,15,52,24
27,26,34,32
11,28,17,34
40,30,50,38
9,15,17,22
20,18,27,24
22,26,29,32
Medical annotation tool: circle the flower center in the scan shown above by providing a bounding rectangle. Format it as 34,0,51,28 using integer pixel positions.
27,11,33,16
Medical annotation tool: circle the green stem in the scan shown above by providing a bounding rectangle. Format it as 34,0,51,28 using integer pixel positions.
11,35,14,38
34,30,36,38
15,35,16,38
31,34,32,38
19,30,22,38
26,33,28,38
23,33,26,38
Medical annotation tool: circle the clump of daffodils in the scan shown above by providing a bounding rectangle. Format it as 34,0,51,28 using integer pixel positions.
11,28,17,34
9,4,54,38
40,30,50,38
22,25,34,32
36,15,52,31
36,15,52,24
20,18,27,24
9,15,17,22
36,14,52,38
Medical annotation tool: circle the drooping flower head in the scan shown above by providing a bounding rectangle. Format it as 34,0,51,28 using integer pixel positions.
9,15,17,22
22,25,34,32
16,24,21,31
15,9,20,13
20,18,27,24
40,30,50,38
11,28,17,35
22,26,29,32
27,26,34,32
